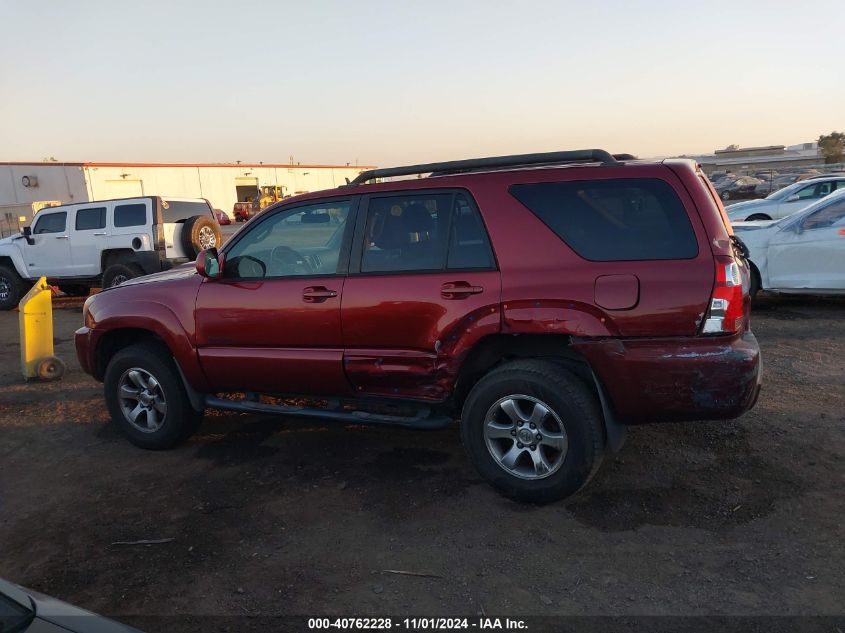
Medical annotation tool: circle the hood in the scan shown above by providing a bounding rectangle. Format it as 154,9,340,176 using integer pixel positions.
0,234,22,247
725,199,775,219
731,220,779,251
732,219,779,231
109,262,196,289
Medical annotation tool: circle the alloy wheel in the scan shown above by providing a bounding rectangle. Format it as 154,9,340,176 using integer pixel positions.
117,367,168,433
483,394,568,480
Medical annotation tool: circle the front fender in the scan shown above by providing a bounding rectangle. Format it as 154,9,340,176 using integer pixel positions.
85,297,209,391
0,241,31,278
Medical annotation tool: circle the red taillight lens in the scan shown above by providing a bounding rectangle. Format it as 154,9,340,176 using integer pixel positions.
702,256,745,335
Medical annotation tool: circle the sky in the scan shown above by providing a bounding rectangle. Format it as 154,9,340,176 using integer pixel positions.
1,0,843,167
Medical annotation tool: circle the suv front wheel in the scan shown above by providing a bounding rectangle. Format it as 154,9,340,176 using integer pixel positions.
461,360,605,503
104,343,203,449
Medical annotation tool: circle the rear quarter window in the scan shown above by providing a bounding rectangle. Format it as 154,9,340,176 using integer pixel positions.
509,178,698,261
113,203,147,227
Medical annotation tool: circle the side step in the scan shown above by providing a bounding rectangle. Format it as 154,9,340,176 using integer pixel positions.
203,395,454,430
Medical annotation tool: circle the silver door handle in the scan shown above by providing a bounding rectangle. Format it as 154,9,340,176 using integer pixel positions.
55,235,69,239
93,232,107,236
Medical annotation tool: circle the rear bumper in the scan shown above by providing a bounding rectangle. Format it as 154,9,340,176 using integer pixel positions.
572,331,761,424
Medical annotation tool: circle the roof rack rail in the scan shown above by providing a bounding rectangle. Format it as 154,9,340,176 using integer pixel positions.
347,149,620,186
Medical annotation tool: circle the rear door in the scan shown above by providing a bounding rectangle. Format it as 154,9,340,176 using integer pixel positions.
195,197,358,394
70,204,108,276
341,189,501,401
106,198,153,252
160,198,216,258
768,196,845,290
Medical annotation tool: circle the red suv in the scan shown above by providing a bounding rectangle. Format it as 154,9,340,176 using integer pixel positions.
75,150,761,502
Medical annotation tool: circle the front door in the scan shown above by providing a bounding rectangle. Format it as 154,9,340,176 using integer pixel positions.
195,197,358,395
768,195,845,290
341,190,501,401
70,205,109,276
25,210,72,278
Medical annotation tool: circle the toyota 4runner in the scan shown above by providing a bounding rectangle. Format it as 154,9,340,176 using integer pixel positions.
75,150,761,502
0,196,221,309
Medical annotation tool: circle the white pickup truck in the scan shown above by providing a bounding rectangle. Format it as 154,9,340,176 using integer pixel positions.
0,196,221,309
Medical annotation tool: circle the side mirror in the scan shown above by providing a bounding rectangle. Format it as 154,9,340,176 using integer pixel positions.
786,194,799,202
196,248,223,279
21,225,34,245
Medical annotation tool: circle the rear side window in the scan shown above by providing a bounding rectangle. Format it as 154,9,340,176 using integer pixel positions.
75,207,106,230
162,200,212,223
447,193,495,269
33,212,67,234
510,178,698,261
114,203,147,227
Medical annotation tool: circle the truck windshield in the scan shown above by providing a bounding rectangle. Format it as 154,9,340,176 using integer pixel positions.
161,200,211,223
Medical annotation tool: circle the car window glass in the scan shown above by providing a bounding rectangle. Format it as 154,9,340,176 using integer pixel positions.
33,211,67,234
114,203,147,227
162,200,212,223
361,193,452,273
447,193,495,269
510,178,698,261
75,207,106,231
796,184,818,200
836,180,845,191
224,201,351,278
802,198,845,230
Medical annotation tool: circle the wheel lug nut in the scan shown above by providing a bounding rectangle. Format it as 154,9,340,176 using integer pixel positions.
530,444,536,450
517,442,524,449
529,423,536,429
536,434,542,441
510,430,517,436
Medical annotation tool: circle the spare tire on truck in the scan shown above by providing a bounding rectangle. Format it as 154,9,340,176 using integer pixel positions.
181,215,221,259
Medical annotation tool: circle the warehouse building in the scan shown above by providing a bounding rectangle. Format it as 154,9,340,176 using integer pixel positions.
0,161,373,223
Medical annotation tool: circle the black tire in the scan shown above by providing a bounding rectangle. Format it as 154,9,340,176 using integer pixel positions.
36,356,66,381
104,343,203,449
59,284,90,297
460,359,605,503
749,264,761,301
102,263,143,288
181,215,221,259
745,213,771,221
721,190,731,201
0,265,25,310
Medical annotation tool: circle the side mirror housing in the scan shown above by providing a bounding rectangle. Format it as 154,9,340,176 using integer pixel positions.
786,194,799,202
196,248,223,279
22,226,32,237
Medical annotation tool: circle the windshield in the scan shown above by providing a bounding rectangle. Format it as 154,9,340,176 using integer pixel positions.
776,189,845,229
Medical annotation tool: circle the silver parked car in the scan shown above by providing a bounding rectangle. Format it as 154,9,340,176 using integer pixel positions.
726,176,845,222
0,577,142,632
732,189,845,298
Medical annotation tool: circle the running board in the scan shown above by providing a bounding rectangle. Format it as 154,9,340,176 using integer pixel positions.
203,395,453,430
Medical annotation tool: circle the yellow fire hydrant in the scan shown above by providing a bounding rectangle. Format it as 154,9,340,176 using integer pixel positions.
19,276,66,381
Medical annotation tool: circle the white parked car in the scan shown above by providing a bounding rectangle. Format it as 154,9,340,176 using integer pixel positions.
732,189,845,298
0,196,221,310
726,176,845,223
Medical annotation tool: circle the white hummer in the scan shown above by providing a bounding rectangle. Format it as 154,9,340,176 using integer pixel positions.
0,196,221,310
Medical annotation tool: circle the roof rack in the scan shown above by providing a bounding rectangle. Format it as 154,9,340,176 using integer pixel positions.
347,149,621,186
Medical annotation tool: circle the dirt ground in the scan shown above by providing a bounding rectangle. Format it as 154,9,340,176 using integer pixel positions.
1,294,843,631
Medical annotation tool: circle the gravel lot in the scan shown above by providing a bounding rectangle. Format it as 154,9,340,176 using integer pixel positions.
0,294,843,631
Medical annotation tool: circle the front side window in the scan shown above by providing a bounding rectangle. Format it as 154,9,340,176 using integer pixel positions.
114,203,147,227
224,201,351,279
510,178,698,261
75,207,106,230
33,211,67,234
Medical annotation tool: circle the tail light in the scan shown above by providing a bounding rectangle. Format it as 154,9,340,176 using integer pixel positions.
702,256,746,335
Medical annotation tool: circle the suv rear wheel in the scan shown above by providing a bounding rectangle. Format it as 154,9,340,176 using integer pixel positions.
102,263,143,288
104,343,203,449
461,360,605,503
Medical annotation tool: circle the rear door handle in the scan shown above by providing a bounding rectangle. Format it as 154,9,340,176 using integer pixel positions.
302,286,338,303
93,232,107,236
55,235,69,239
441,281,484,299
